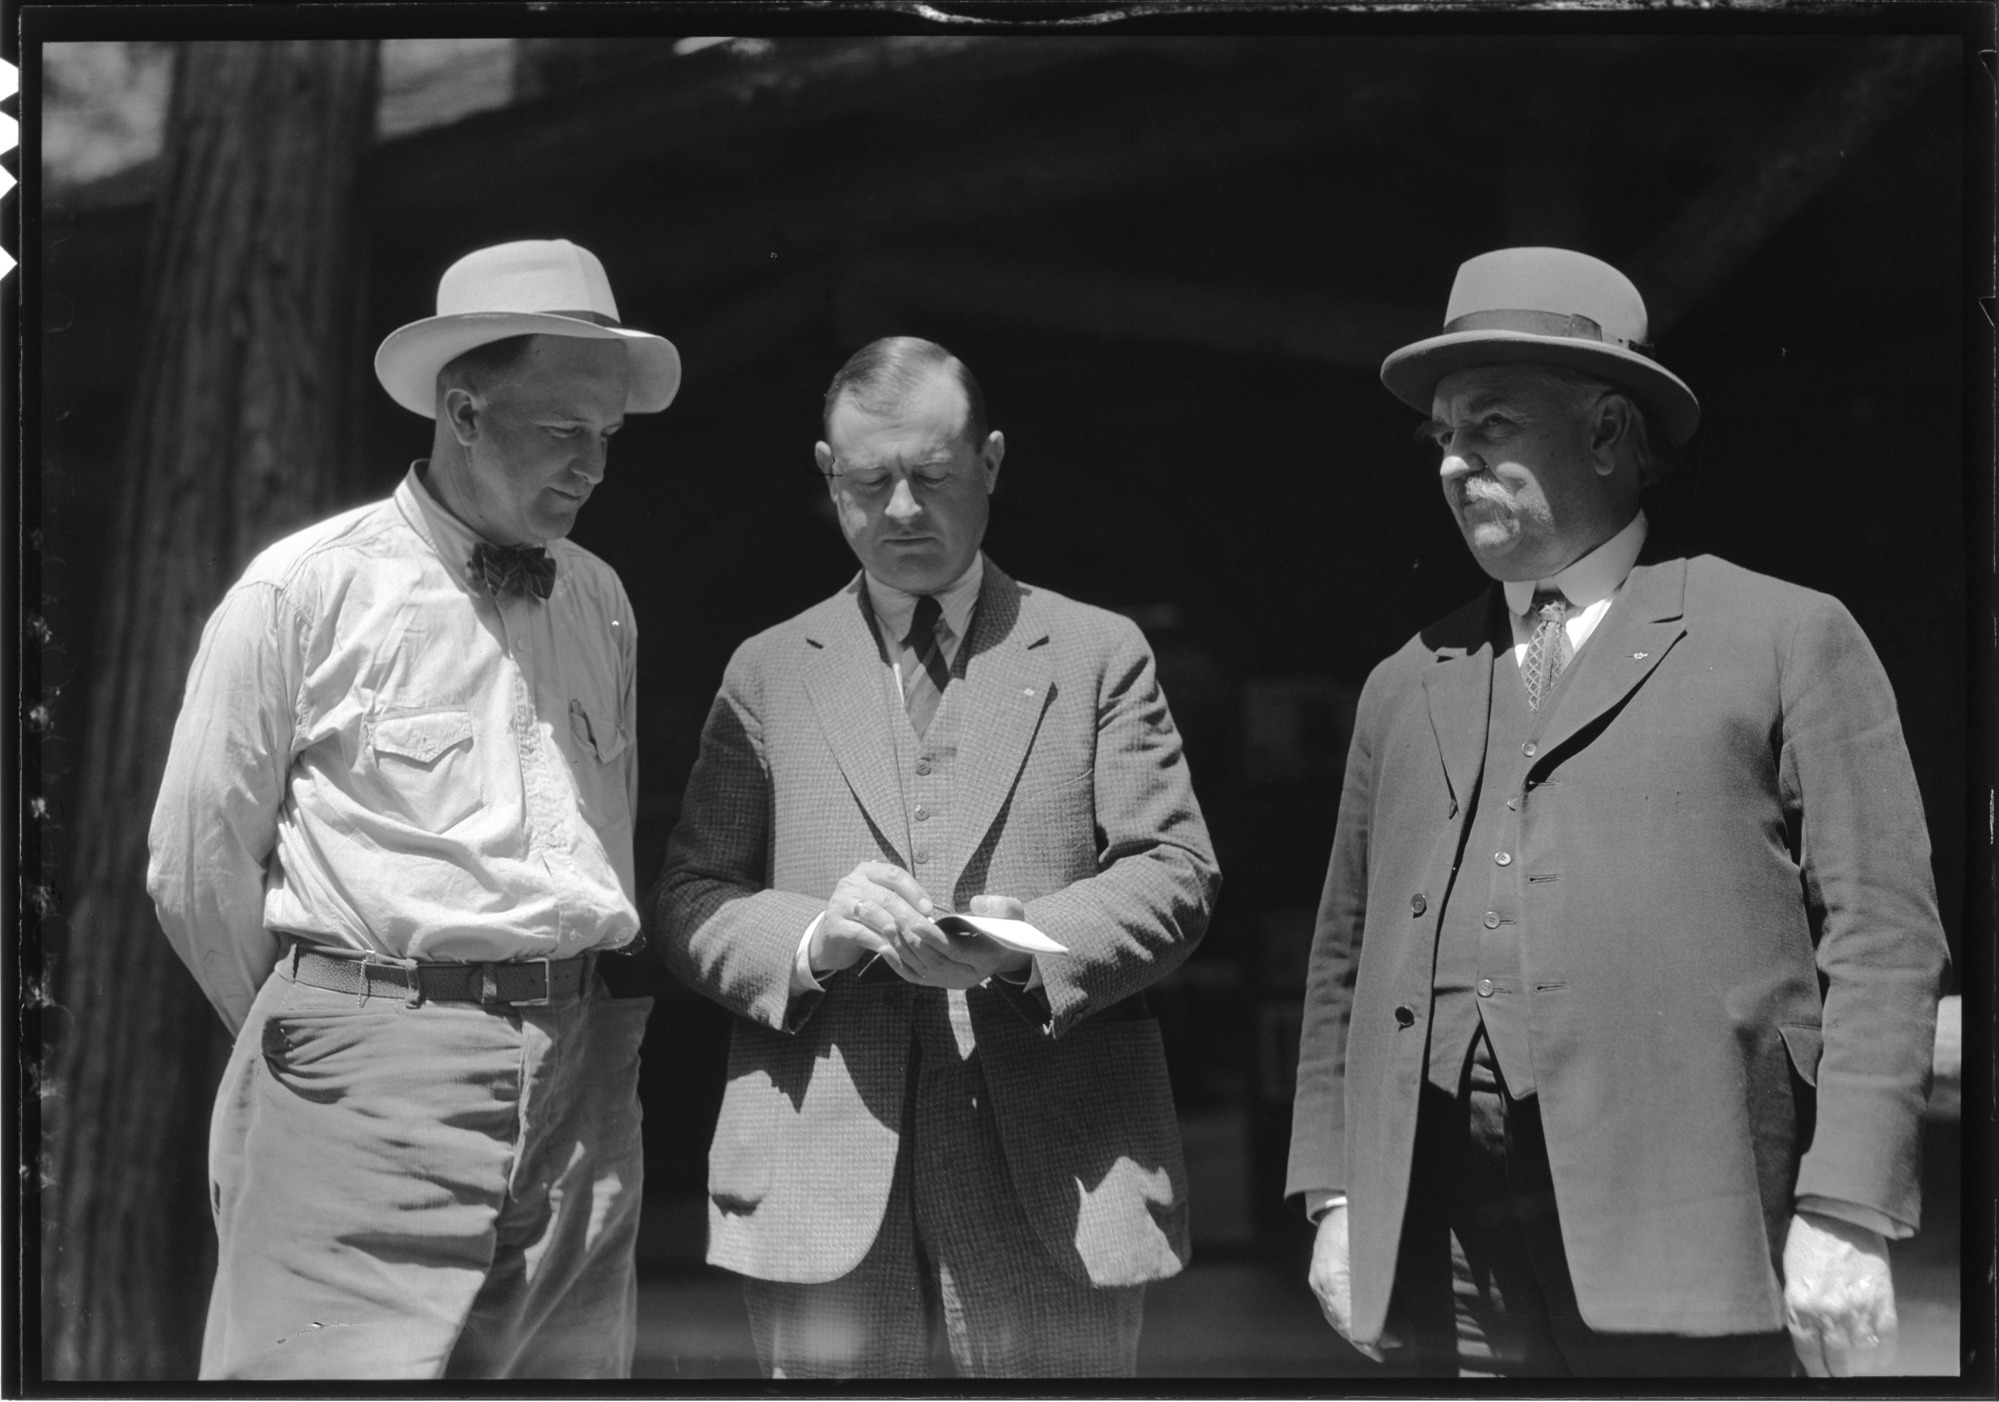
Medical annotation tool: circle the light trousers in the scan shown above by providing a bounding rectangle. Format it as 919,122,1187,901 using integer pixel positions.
200,959,651,1380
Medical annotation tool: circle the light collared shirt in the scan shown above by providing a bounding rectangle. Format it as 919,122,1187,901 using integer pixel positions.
148,464,641,1034
1501,510,1649,662
789,553,1043,996
1307,509,1903,1240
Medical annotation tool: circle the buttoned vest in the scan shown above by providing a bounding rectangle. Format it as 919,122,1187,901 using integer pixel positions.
1426,617,1580,1097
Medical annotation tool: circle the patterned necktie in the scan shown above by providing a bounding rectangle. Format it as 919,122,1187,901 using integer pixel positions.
900,595,952,737
468,542,556,601
1521,588,1574,711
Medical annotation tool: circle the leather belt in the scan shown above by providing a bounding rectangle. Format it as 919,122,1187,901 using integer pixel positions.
287,946,594,1007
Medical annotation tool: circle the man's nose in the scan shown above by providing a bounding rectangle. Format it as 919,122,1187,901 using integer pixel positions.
573,435,610,485
885,476,921,522
1438,450,1478,481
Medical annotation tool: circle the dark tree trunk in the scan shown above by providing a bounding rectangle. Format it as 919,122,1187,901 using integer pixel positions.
40,40,379,1381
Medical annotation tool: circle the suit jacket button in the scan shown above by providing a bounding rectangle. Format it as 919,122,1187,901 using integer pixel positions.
1522,741,1537,758
1394,1005,1415,1027
1409,893,1427,916
1477,978,1495,997
916,759,933,775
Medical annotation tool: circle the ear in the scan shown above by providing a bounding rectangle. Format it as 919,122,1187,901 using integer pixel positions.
814,440,839,493
1589,396,1632,478
980,431,1006,493
443,386,482,448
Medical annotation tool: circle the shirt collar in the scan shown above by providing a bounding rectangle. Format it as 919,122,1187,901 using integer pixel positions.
397,460,488,571
864,552,986,649
1503,511,1648,617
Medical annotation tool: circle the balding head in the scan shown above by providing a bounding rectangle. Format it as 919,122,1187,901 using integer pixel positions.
823,337,988,450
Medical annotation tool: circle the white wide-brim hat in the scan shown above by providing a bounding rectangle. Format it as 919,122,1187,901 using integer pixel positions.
374,238,681,418
1380,247,1699,445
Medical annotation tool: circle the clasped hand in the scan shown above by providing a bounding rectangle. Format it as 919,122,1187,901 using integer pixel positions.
812,861,1029,989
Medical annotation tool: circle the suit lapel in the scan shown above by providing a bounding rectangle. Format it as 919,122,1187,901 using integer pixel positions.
801,579,909,847
1534,558,1689,760
945,563,1054,884
1420,592,1498,820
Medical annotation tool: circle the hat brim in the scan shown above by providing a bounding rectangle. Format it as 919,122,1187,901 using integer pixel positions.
1380,330,1699,445
374,311,682,419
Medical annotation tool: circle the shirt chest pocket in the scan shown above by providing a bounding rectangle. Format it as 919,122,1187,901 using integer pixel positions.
366,707,482,833
569,697,629,767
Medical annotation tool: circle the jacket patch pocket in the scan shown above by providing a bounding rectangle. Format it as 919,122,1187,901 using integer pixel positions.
367,707,480,832
570,698,630,765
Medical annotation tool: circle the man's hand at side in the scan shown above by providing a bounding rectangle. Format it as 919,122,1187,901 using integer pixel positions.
1308,1204,1384,1362
1784,1210,1898,1376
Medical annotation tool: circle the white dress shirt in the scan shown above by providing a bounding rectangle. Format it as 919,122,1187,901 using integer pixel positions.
148,464,641,1033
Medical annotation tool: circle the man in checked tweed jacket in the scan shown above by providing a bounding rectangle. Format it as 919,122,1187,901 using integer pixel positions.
651,337,1219,1377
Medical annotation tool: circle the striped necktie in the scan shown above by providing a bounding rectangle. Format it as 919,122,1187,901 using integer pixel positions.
1521,588,1574,711
900,595,952,737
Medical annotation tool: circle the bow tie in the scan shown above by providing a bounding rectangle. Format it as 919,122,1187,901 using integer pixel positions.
468,542,556,600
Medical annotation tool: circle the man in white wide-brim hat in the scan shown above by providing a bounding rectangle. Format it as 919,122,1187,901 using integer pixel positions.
1285,248,1946,1378
149,239,679,1379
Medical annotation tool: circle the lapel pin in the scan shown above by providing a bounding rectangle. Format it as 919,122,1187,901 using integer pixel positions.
1632,651,1649,660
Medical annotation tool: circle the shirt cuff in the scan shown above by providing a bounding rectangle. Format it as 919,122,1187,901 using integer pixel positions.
791,914,827,997
1304,1190,1348,1223
1796,1194,1915,1241
993,954,1043,992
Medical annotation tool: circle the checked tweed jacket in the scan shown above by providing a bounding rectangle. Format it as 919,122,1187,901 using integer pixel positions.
653,560,1220,1287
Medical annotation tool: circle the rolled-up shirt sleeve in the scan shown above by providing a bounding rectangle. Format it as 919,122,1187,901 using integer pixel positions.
147,581,300,1035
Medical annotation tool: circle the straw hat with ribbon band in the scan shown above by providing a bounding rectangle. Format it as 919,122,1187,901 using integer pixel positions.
1380,247,1700,446
374,239,681,419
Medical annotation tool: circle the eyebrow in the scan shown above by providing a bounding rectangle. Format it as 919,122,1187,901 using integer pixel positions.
1419,392,1525,440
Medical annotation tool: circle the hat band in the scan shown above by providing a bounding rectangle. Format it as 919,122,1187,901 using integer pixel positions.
536,308,623,328
1443,308,1653,357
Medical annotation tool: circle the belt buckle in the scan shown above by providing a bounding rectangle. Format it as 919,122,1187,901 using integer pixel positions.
504,958,555,1007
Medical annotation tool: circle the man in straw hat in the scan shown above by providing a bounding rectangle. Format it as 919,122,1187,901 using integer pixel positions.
148,239,679,1379
1285,247,1947,1377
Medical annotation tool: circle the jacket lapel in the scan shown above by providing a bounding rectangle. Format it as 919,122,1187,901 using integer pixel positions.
1419,592,1498,820
801,578,909,847
1534,557,1689,761
945,562,1054,884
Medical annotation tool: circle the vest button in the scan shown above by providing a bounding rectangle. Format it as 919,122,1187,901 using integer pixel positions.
913,849,930,864
916,759,933,775
1494,851,1512,866
1477,978,1495,998
1484,911,1500,929
1394,1005,1415,1027
1506,797,1519,811
1522,742,1537,758
1409,893,1427,916
914,805,929,821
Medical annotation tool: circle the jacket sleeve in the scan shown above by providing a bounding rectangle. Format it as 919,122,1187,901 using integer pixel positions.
648,639,826,1033
1006,617,1221,1039
1284,661,1389,1202
145,582,299,1035
1780,593,1949,1229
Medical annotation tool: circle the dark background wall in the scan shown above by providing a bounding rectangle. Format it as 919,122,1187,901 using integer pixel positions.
35,21,1984,1272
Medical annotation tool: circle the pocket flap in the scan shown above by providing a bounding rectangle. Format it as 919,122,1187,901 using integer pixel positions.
1778,1022,1823,1088
371,709,475,765
569,698,630,763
